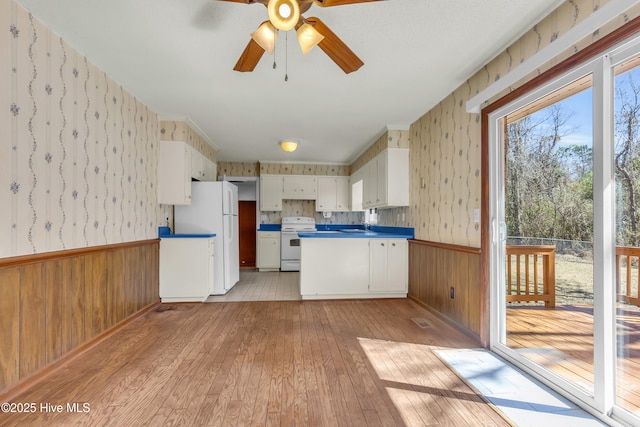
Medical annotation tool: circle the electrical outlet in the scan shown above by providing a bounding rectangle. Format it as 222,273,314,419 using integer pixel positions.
450,287,455,299
473,208,480,223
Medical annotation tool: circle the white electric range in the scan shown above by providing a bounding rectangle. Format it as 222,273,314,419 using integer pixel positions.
280,216,316,271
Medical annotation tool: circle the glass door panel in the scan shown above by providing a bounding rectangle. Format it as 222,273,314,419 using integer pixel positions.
502,78,595,393
614,56,640,416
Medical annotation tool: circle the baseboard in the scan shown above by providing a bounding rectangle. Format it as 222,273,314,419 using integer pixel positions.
407,294,483,346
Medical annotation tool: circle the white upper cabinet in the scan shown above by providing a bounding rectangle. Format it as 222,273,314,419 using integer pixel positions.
260,175,283,211
282,175,317,199
158,140,192,205
190,148,217,182
316,176,350,212
361,148,409,209
350,168,365,212
158,141,218,205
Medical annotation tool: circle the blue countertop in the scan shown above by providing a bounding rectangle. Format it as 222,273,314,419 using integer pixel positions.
299,225,414,239
158,226,216,239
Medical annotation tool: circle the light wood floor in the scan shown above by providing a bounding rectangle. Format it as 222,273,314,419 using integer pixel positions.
1,298,508,426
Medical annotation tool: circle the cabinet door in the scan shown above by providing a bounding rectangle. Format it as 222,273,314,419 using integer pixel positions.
202,157,217,181
298,176,317,198
158,141,191,205
316,177,337,211
283,175,316,199
386,239,408,292
258,233,280,269
363,162,376,208
369,239,389,292
350,168,365,212
376,151,388,206
260,176,283,211
336,176,350,211
191,149,204,181
386,148,410,207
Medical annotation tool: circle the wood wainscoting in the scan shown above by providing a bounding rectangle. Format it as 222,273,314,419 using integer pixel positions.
0,239,159,394
408,240,482,338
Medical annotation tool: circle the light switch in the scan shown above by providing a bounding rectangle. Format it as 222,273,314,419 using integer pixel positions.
473,208,480,223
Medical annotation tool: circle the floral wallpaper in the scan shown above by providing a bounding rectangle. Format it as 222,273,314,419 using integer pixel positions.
258,162,362,225
351,129,409,174
401,0,640,248
0,0,166,258
159,120,216,164
259,163,350,176
217,161,259,177
215,162,362,225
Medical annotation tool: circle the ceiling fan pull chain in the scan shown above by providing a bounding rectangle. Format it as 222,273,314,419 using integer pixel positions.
273,30,277,69
285,31,289,82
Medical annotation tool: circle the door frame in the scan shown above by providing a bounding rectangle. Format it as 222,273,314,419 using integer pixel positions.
481,26,640,426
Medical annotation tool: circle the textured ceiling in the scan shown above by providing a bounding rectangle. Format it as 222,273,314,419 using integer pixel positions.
16,0,565,164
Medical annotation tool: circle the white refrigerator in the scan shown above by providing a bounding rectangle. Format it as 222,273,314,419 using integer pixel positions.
174,181,240,295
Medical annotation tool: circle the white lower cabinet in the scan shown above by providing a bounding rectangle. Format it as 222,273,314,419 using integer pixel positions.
369,239,408,293
257,231,280,271
160,237,214,302
300,237,408,299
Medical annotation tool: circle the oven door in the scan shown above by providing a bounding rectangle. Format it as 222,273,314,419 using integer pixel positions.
280,231,301,261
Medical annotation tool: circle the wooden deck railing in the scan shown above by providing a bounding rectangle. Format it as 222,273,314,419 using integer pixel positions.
506,245,556,308
616,246,640,307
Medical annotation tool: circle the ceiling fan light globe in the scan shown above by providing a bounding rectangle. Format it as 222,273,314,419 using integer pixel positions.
268,0,300,31
296,23,324,55
251,21,278,54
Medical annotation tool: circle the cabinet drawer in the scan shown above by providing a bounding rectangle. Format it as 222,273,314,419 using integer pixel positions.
259,231,280,238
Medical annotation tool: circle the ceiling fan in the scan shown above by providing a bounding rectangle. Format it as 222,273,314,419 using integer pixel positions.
220,0,382,74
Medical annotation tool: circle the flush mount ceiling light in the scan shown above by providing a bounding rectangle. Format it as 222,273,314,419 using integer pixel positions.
279,140,298,153
268,0,300,31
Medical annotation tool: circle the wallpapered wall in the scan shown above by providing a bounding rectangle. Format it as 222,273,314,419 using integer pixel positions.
217,161,363,225
159,120,217,164
259,162,361,225
0,0,167,258
405,0,640,248
351,129,410,174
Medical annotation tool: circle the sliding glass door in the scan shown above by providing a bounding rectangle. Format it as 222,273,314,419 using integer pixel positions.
489,33,640,426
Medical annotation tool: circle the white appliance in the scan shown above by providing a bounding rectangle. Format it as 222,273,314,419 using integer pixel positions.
281,216,316,271
174,181,240,294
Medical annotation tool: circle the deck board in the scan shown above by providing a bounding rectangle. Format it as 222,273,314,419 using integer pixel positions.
506,303,640,413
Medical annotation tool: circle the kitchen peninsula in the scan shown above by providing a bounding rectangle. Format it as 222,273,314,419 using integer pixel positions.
298,226,414,299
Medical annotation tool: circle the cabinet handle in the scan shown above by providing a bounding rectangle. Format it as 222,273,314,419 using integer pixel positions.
381,243,385,246
392,243,396,247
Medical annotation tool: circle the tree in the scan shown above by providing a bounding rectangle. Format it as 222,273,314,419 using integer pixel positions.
506,104,592,241
615,72,640,246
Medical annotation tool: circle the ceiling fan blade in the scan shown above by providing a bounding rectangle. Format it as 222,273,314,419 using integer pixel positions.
314,0,383,7
305,17,363,74
218,0,265,4
233,39,265,72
